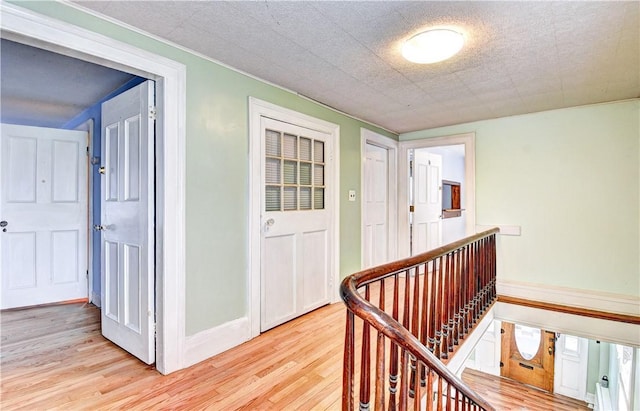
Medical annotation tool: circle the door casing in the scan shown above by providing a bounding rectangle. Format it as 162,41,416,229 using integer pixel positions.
249,97,340,339
1,3,187,374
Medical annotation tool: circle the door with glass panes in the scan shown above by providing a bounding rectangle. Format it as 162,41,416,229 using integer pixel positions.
260,117,332,332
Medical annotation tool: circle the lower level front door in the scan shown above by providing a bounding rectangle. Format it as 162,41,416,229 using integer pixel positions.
501,322,556,392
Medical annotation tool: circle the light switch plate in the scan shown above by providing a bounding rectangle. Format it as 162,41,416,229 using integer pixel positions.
348,190,356,201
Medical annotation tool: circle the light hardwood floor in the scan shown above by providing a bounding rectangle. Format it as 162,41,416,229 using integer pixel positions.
1,302,590,410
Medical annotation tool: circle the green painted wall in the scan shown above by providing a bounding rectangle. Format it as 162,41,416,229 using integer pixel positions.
12,1,397,335
401,100,640,298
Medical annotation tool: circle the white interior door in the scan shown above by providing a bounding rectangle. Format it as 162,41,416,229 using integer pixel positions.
261,117,332,332
363,143,389,268
100,80,155,364
1,123,88,309
412,149,442,254
554,333,589,400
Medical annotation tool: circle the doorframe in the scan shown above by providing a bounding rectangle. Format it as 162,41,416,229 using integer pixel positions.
1,3,187,374
360,129,398,267
398,133,475,259
73,119,95,305
248,97,340,339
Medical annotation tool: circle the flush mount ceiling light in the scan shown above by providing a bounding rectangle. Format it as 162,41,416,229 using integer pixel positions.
402,29,464,64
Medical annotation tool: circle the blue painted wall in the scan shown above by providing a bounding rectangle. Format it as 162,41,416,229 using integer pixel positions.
63,76,146,306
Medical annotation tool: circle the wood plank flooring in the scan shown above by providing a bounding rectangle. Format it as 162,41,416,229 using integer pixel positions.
2,302,591,410
462,368,591,411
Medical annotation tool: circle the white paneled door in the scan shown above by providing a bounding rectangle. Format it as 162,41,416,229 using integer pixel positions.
554,333,589,400
412,149,442,254
363,143,389,268
0,124,88,309
261,117,333,332
100,80,155,364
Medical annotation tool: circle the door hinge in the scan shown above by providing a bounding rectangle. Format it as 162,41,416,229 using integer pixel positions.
500,328,505,334
409,205,415,213
149,106,157,120
86,270,89,278
86,146,90,156
499,361,504,368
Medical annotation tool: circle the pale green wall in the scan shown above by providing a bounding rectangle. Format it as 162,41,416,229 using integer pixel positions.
12,1,397,335
401,101,640,297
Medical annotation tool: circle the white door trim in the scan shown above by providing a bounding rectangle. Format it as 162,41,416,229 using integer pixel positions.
1,3,187,374
398,133,475,259
249,97,340,339
73,119,96,305
360,129,398,267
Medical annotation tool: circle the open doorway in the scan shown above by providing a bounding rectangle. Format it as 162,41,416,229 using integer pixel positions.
1,41,156,365
1,38,150,311
1,3,186,374
398,133,476,259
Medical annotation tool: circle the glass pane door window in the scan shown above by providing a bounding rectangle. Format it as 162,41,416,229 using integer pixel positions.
265,129,325,212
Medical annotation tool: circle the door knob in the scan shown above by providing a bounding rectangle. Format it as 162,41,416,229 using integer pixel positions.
264,218,275,233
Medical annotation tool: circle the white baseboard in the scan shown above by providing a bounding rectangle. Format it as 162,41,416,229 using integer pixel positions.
183,317,251,368
497,280,640,316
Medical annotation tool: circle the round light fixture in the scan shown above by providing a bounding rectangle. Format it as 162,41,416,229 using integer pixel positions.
402,29,464,64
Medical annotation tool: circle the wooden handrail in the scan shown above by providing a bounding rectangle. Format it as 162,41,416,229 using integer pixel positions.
341,228,499,411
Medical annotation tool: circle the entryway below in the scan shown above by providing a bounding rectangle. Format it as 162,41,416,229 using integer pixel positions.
462,368,590,410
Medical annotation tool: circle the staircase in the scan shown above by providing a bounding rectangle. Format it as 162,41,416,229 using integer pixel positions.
340,228,499,410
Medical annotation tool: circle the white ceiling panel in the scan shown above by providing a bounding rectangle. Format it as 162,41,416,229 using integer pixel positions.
30,1,640,133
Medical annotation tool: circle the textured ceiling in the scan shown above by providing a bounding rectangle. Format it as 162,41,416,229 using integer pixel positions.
0,39,137,128
52,2,640,132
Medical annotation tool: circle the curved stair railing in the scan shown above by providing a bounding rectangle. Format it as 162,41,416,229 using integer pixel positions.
341,228,499,411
